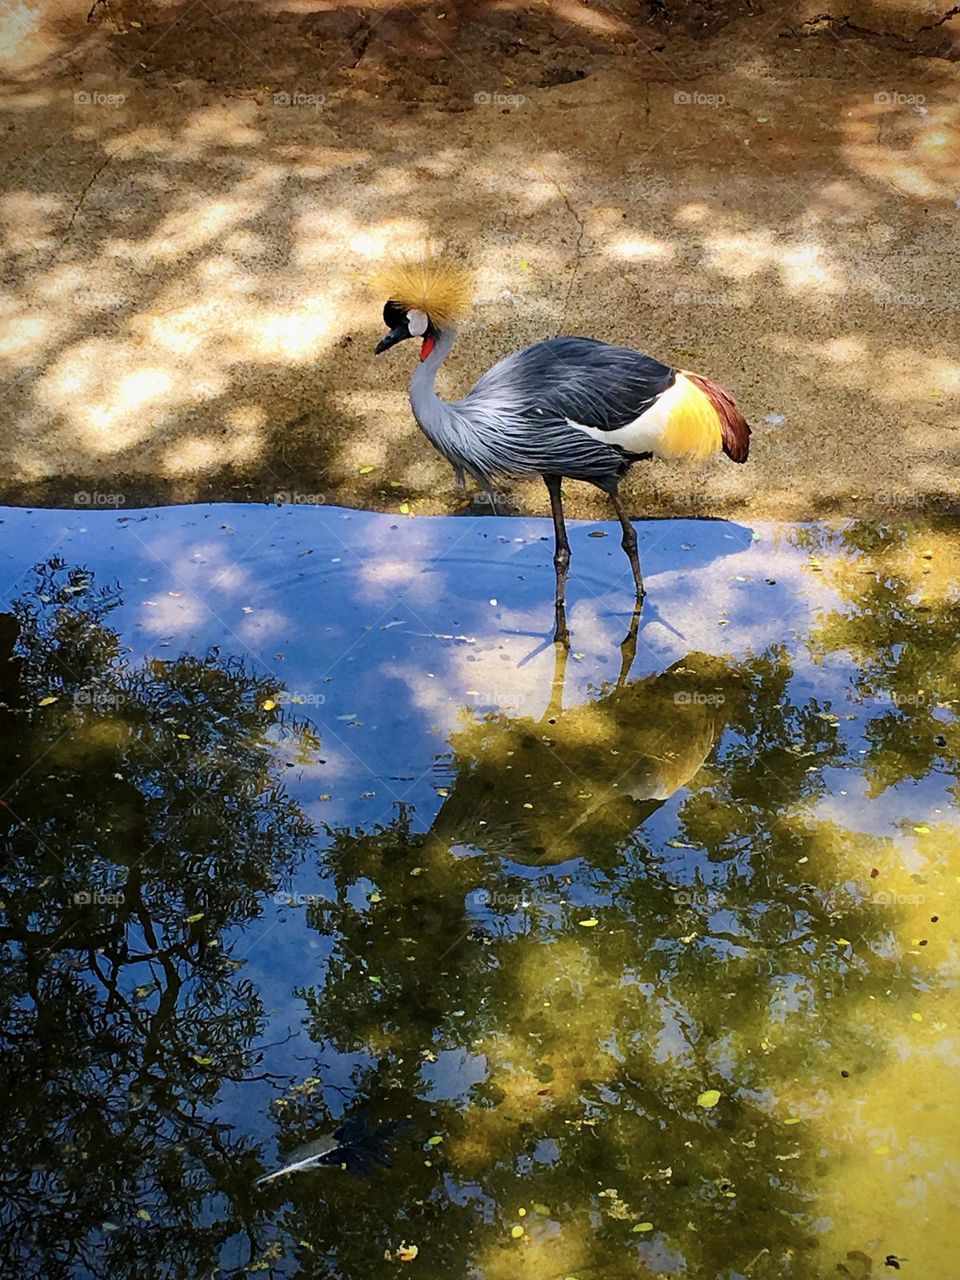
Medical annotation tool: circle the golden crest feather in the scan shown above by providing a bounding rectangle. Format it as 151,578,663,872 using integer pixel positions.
372,255,473,326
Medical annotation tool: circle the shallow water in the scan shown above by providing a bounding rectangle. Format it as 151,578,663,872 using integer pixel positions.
0,504,957,1280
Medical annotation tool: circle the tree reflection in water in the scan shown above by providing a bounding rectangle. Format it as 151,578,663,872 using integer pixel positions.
2,521,958,1280
0,559,315,1279
281,605,943,1280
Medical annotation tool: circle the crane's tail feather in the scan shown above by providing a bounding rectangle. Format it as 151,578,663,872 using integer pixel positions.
682,371,751,463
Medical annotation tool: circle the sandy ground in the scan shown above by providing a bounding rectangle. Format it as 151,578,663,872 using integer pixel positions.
1,0,958,521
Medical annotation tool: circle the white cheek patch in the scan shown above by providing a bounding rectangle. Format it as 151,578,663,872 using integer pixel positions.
406,308,429,336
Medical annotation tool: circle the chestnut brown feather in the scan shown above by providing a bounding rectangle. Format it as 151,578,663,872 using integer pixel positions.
683,372,751,463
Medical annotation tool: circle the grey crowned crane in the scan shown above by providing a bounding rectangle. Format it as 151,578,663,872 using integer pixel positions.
373,257,751,642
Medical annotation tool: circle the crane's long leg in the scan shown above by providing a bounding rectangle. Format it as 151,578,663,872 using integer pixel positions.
610,491,644,600
544,475,571,647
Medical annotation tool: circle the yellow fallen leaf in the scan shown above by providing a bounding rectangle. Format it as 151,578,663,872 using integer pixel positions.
398,1242,418,1262
511,1225,524,1239
784,1117,801,1125
38,696,58,706
358,465,374,474
873,1144,889,1155
697,1089,721,1108
633,1222,654,1232
400,502,411,515
137,1208,151,1220
913,825,931,834
579,918,599,928
911,1011,923,1022
262,699,277,711
177,733,190,740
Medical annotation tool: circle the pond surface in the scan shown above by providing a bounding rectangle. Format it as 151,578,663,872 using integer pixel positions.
0,504,957,1280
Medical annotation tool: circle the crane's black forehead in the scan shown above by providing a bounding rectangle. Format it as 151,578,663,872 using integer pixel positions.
383,300,407,327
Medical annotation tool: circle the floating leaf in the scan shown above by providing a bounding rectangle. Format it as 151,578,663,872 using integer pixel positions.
262,698,277,711
873,1143,890,1155
633,1222,654,1232
697,1089,721,1109
400,502,411,515
531,1202,551,1216
911,1011,923,1022
398,1243,418,1263
579,918,599,928
426,1134,443,1146
913,825,931,834
185,912,204,923
137,1209,151,1221
358,465,374,475
511,1225,524,1238
38,696,58,706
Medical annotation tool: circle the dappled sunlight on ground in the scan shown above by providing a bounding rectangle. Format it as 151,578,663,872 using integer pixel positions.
0,1,956,513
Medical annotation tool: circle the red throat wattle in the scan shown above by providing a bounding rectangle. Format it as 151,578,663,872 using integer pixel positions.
420,335,436,362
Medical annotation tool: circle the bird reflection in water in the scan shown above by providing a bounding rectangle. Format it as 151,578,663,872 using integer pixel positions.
431,602,742,867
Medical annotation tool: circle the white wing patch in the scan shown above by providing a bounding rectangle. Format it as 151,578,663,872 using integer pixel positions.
565,380,685,457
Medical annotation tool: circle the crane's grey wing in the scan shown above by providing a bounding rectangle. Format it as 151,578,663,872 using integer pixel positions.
457,337,676,434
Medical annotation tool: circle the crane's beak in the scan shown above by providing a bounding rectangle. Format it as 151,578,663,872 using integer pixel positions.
375,325,409,355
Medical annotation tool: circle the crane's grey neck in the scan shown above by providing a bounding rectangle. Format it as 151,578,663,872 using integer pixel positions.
408,323,478,483
409,324,457,434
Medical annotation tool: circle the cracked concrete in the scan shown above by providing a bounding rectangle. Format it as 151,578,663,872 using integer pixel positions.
0,0,958,520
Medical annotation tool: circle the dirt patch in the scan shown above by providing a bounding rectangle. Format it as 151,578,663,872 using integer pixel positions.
0,0,958,521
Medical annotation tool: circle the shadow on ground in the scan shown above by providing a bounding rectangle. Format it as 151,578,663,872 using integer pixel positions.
0,0,958,518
